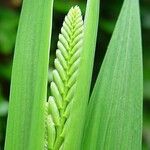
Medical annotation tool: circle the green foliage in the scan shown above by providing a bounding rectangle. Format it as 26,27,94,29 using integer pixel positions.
62,0,99,149
4,0,54,149
83,0,143,149
4,0,143,149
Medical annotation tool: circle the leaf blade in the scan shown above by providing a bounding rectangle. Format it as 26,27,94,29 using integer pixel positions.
5,0,53,149
83,0,143,149
62,0,100,149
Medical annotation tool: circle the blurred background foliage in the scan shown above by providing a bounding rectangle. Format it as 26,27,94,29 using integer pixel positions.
0,0,149,149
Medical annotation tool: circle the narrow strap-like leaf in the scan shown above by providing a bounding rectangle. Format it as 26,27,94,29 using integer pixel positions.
46,6,84,150
82,0,143,149
62,0,100,149
5,0,53,149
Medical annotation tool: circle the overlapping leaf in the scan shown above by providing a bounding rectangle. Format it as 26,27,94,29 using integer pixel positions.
82,0,143,149
62,0,100,149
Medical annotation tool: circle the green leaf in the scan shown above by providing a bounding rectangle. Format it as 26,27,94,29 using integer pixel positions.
4,0,53,149
62,0,100,149
82,0,143,149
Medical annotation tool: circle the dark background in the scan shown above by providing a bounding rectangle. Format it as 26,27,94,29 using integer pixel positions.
0,0,150,149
